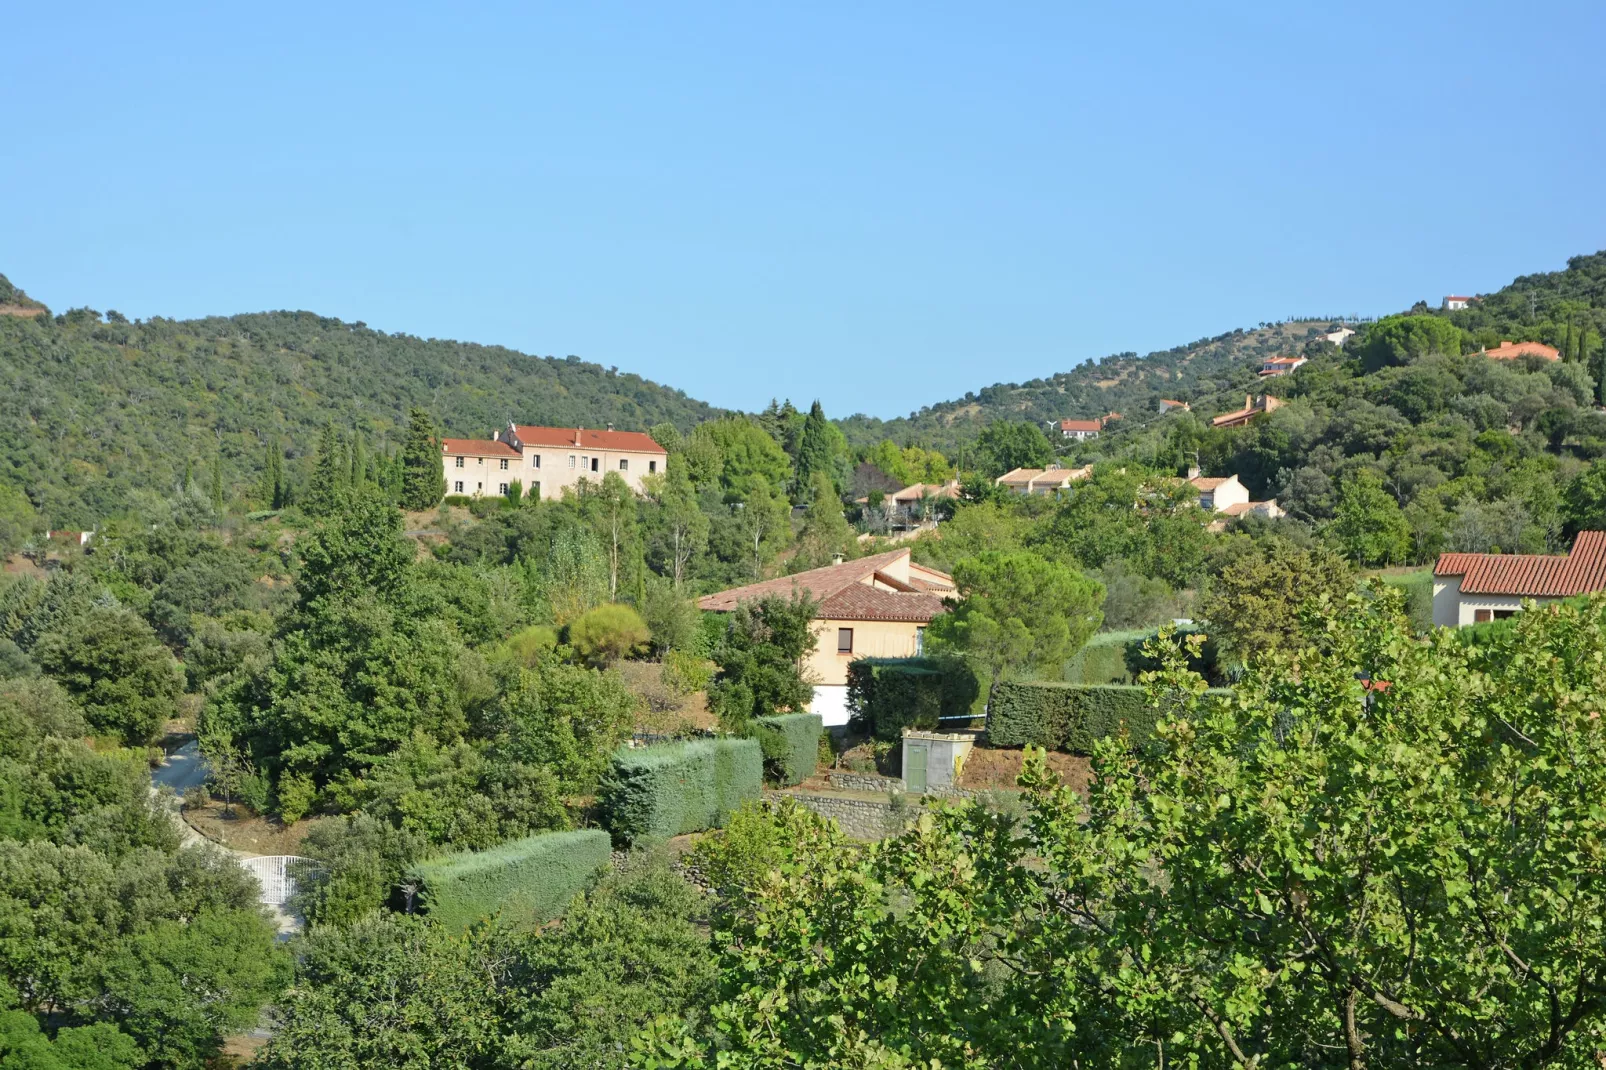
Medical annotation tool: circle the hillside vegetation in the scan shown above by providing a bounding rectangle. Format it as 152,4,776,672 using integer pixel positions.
0,281,719,525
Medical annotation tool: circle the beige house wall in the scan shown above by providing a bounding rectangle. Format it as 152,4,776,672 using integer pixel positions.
445,445,664,500
807,617,926,688
1431,574,1553,627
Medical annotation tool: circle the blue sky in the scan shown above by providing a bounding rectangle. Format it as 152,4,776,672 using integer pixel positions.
4,2,1604,422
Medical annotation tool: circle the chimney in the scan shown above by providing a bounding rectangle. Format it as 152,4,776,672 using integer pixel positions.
606,423,614,432
574,427,582,446
1187,465,1201,480
831,552,846,565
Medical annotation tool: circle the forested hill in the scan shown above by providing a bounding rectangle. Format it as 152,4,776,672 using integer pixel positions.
0,278,721,525
838,318,1360,452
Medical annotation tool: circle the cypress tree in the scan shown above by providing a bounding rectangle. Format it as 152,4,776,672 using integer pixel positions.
210,453,224,513
182,456,194,494
792,400,835,503
304,423,347,516
400,408,446,510
260,442,277,506
350,434,366,490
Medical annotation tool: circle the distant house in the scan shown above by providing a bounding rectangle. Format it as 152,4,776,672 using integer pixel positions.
1158,399,1191,414
697,548,955,725
1482,340,1561,362
856,480,961,528
1184,471,1283,527
996,465,1091,495
1259,355,1307,378
442,423,666,501
1443,295,1473,311
1211,394,1282,429
1433,532,1606,627
46,530,93,547
1321,327,1356,347
1054,418,1104,441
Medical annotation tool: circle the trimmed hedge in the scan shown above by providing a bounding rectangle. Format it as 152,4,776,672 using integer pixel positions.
599,738,763,843
755,713,823,786
1064,630,1149,685
846,657,982,741
988,682,1230,754
408,829,611,932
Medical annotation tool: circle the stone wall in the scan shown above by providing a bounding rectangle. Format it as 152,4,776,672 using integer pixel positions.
827,771,903,793
779,791,918,840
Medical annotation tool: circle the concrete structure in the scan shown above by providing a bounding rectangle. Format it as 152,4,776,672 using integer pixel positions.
996,464,1092,495
1211,394,1282,429
697,548,955,726
1158,398,1191,414
1432,531,1606,627
1443,295,1473,311
1259,355,1307,378
900,730,975,794
1322,326,1356,347
1481,341,1561,362
1054,418,1103,441
442,423,666,501
1180,470,1283,528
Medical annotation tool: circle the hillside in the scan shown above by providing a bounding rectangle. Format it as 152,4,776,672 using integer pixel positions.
0,283,721,525
839,318,1358,452
0,271,47,318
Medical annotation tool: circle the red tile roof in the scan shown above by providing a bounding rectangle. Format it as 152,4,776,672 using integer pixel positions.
1434,532,1606,597
441,438,522,458
697,549,954,622
508,425,666,453
1058,419,1103,433
1190,476,1232,491
1483,341,1560,362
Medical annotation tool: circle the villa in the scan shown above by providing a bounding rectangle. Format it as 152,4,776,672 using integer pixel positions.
1432,532,1606,626
442,422,667,500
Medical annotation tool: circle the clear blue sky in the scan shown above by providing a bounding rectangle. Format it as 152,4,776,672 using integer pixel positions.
4,2,1604,421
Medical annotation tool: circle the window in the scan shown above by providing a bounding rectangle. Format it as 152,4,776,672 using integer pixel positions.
455,456,464,468
476,482,482,492
499,458,508,470
1474,610,1492,623
477,457,483,465
568,455,576,469
1494,609,1519,620
532,455,540,469
453,481,463,493
916,627,926,656
649,460,657,473
619,459,628,471
591,457,599,472
837,628,854,654
498,483,508,495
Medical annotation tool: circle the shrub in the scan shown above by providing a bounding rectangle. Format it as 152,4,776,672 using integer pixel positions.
1121,628,1223,686
660,649,714,696
568,603,650,665
276,772,316,823
442,495,474,508
599,738,763,843
408,828,611,932
987,682,1229,754
754,713,823,786
846,657,980,741
1383,571,1434,634
1063,630,1149,685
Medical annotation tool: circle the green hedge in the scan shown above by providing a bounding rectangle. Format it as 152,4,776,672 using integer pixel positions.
599,738,763,843
408,829,611,932
846,657,982,741
1382,571,1434,634
988,682,1229,754
755,713,823,786
1064,630,1149,684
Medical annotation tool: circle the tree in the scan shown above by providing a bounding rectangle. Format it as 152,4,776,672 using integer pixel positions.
0,484,39,558
1201,542,1354,661
301,423,349,517
648,592,1606,1068
706,594,818,731
734,481,789,580
581,472,639,600
1357,313,1464,372
259,439,287,509
1326,468,1412,566
543,524,610,625
975,419,1054,478
400,407,446,510
651,459,709,589
792,400,838,501
790,472,855,572
1563,462,1606,534
208,452,224,514
568,603,651,666
33,605,183,745
926,550,1103,695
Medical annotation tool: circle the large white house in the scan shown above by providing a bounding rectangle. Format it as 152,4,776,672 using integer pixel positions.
1432,532,1606,626
442,423,667,501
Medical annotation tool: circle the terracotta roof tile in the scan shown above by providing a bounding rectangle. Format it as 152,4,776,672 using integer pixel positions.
697,549,913,612
818,585,948,623
1058,419,1103,432
1434,532,1606,597
508,425,666,453
441,438,522,458
1484,341,1560,362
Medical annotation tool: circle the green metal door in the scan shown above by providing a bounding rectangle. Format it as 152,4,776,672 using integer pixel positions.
905,744,927,793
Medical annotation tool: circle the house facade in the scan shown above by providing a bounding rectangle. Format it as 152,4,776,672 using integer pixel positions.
1055,418,1103,441
1432,532,1606,627
1211,394,1282,429
1322,327,1356,347
996,465,1092,495
697,548,956,725
1443,295,1473,311
1259,355,1307,378
442,423,667,500
1182,470,1283,528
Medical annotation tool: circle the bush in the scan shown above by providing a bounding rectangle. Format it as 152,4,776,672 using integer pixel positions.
846,657,981,741
987,682,1229,754
660,649,714,696
1121,628,1224,686
408,828,611,932
754,713,822,786
1383,571,1434,634
599,738,763,843
276,772,316,823
442,495,473,508
568,603,650,665
1063,630,1149,685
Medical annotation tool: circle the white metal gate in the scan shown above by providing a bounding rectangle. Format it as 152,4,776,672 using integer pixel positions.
239,855,309,912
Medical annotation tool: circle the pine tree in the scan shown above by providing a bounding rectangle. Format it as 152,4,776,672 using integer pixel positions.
303,423,347,517
210,453,224,513
792,400,835,503
182,456,194,494
400,409,446,510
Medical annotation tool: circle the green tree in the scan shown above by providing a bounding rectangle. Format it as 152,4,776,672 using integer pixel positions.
792,400,839,501
259,439,287,509
1327,468,1412,566
568,603,651,666
301,423,349,517
706,594,818,731
648,459,709,589
0,484,39,558
1201,542,1355,661
208,452,224,514
1357,313,1465,372
33,606,183,745
975,420,1053,478
581,472,640,600
790,472,855,572
1563,462,1606,534
400,408,446,510
734,481,789,580
926,550,1103,696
